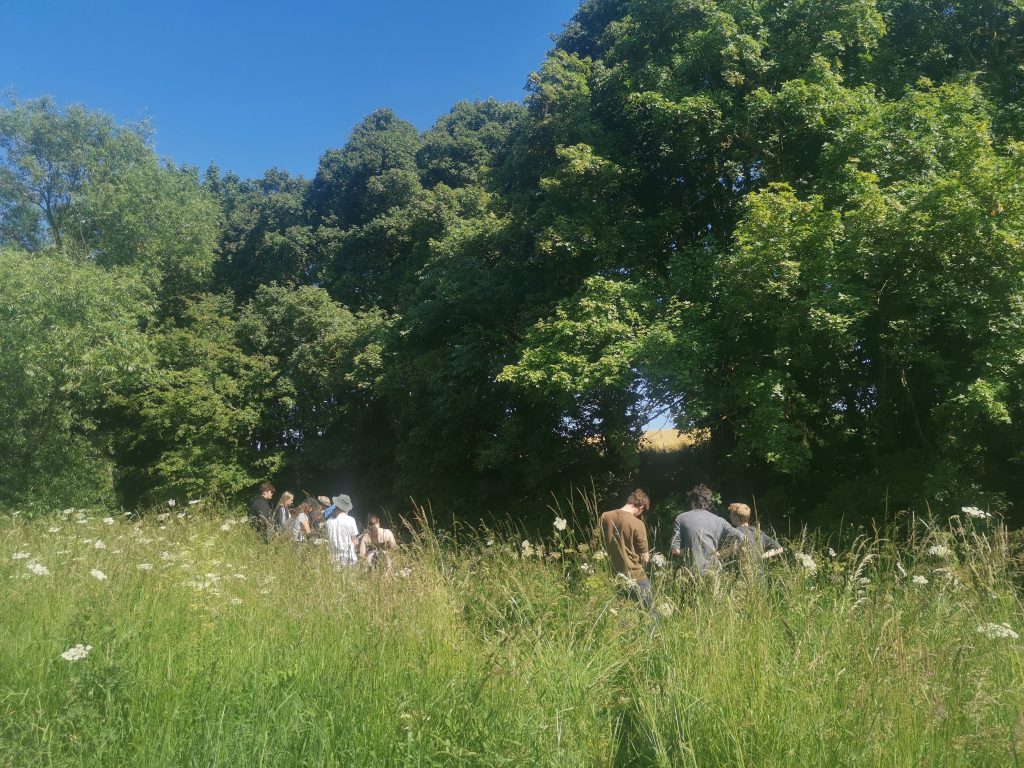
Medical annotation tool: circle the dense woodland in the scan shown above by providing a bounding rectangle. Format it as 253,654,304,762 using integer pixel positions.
3,0,1024,525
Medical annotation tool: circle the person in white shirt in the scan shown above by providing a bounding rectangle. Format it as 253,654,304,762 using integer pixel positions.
326,494,358,566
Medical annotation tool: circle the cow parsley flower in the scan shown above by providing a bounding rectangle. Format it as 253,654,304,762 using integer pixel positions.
650,552,668,569
962,506,991,520
93,540,106,550
220,523,232,532
794,552,817,574
167,499,176,507
156,513,170,522
657,601,675,617
580,563,595,575
90,569,107,581
188,499,201,506
11,552,31,560
47,526,61,533
27,561,50,576
397,568,413,578
553,517,567,532
137,563,154,571
103,517,115,525
976,622,1019,640
61,644,92,661
520,540,535,558
912,575,928,585
927,545,951,558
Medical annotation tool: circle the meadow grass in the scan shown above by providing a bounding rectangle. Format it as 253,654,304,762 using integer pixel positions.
1,506,1022,767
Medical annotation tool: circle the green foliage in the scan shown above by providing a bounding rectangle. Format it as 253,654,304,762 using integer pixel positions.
0,249,152,506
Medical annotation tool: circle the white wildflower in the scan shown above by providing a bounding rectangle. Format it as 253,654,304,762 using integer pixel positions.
93,540,106,550
176,512,186,519
593,550,607,561
615,573,638,589
857,577,871,586
156,513,170,522
828,547,837,558
27,561,50,576
553,517,567,532
657,601,675,617
76,518,89,525
90,569,107,581
962,506,991,520
580,563,595,575
230,597,243,605
167,499,176,507
220,523,232,532
60,644,92,661
259,588,271,595
794,552,818,574
651,552,668,569
927,544,951,558
397,568,413,578
188,499,201,506
520,540,535,558
12,552,31,560
103,517,115,525
485,538,494,547
976,622,1019,640
912,575,928,585
896,562,908,579
47,526,61,533
62,508,75,516
137,563,154,571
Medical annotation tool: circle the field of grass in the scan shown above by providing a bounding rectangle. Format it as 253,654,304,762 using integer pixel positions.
1,504,1022,767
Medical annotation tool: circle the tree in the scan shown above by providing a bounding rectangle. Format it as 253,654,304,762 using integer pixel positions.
0,249,152,506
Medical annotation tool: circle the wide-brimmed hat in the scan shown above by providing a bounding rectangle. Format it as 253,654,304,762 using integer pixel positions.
332,494,353,512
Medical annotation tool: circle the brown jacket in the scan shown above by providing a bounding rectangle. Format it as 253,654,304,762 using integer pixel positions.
597,508,649,581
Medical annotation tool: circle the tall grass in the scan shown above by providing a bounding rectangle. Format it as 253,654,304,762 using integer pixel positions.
1,505,1021,766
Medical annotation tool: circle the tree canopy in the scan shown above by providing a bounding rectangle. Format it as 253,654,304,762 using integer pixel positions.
4,0,1024,523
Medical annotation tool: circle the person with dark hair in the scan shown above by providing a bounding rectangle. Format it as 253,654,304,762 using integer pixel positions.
249,482,275,541
285,500,314,543
358,514,397,569
670,484,744,574
596,489,654,610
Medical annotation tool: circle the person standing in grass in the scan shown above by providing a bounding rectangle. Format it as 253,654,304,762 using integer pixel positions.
670,484,744,574
273,491,294,532
285,500,313,543
249,482,275,542
326,494,359,566
358,514,397,570
727,503,784,560
596,489,653,609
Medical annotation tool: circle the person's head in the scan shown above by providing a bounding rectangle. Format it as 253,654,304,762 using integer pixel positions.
294,500,313,518
333,494,353,514
728,502,751,527
316,495,331,509
259,482,275,500
625,489,651,517
276,491,294,509
688,484,715,511
367,514,381,528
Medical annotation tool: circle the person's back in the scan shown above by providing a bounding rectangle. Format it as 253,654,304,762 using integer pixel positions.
671,508,742,573
598,507,648,582
327,511,358,565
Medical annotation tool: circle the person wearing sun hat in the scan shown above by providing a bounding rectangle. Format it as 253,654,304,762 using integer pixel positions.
326,494,358,566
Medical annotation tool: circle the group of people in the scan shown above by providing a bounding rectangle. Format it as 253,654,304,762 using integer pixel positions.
247,479,779,599
248,482,397,569
597,484,784,609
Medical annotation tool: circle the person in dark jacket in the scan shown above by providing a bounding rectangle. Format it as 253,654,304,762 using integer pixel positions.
249,482,275,542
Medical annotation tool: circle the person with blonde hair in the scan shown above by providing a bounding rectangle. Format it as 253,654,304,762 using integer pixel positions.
727,502,783,560
273,491,294,532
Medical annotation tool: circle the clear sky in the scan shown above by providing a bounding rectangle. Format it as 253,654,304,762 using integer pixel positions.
2,0,581,179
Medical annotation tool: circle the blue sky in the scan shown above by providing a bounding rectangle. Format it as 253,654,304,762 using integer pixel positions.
2,0,580,179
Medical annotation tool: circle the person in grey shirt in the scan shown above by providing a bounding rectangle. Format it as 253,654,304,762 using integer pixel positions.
670,484,744,573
